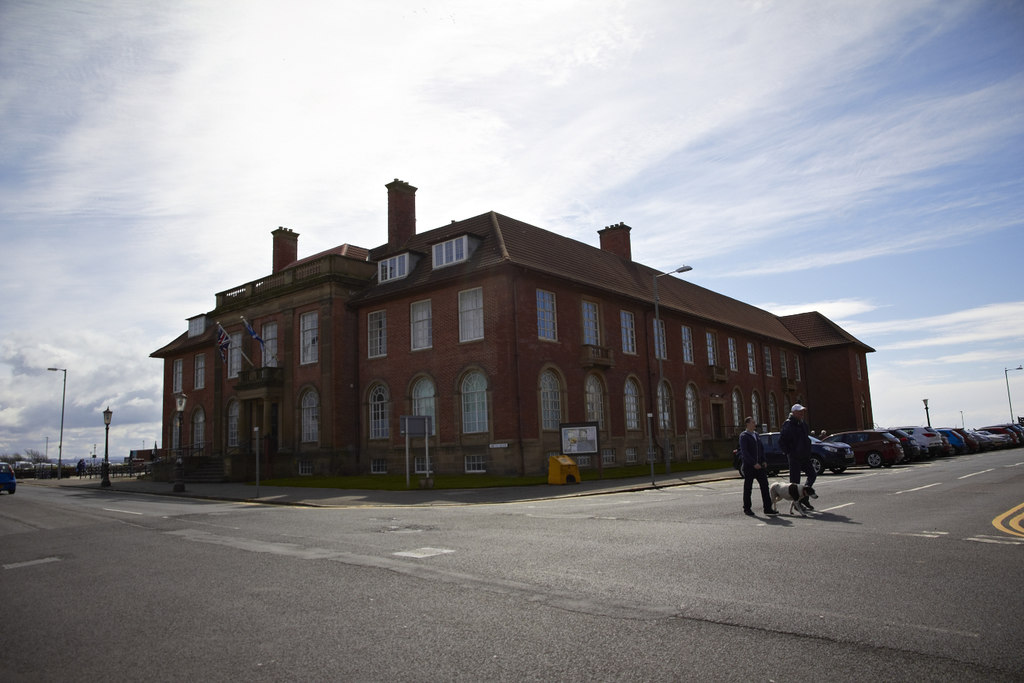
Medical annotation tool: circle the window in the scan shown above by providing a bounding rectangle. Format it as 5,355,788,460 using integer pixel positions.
301,390,319,443
188,316,206,338
228,332,242,378
624,378,641,431
540,370,562,430
411,300,432,350
657,381,671,430
300,312,318,365
751,392,761,428
706,332,718,366
768,393,779,430
620,311,636,354
459,288,484,341
681,326,694,364
369,384,390,439
172,359,183,393
368,310,387,358
192,408,205,451
732,389,743,428
378,254,408,282
747,342,756,374
465,455,486,473
226,400,239,448
728,338,738,372
194,354,205,390
625,447,638,464
602,448,615,466
433,235,467,268
685,385,699,430
371,459,388,474
262,322,278,367
172,414,181,449
654,319,667,360
780,350,788,378
414,455,434,474
763,346,774,377
298,460,313,476
412,377,436,436
461,371,488,433
582,301,600,346
794,356,801,381
585,375,605,429
537,290,557,340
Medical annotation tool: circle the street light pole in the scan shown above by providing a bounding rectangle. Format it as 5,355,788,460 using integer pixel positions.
922,398,931,428
1005,365,1023,423
101,406,112,487
173,393,187,492
653,265,692,474
47,368,67,480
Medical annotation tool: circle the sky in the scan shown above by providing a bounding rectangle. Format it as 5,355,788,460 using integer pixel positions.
1,0,1023,463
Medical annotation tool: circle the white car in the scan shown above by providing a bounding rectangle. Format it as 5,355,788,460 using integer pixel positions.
895,426,944,458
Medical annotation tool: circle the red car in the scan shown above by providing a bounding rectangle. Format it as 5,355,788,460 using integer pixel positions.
823,430,903,468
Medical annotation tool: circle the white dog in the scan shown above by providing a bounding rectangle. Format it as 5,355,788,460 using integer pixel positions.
769,482,818,516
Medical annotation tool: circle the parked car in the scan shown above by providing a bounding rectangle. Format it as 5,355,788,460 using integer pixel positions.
938,429,968,455
968,430,1001,450
980,426,1021,447
950,428,980,454
896,426,944,458
974,429,1013,449
823,430,903,468
0,462,16,494
731,432,854,476
888,429,922,462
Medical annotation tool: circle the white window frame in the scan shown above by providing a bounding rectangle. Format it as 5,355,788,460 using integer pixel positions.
433,236,468,268
368,310,387,358
410,300,432,351
624,378,640,431
301,390,319,443
227,400,239,448
747,342,756,374
262,322,278,368
764,346,774,377
654,319,667,360
686,384,698,430
780,350,788,378
459,288,484,342
537,290,557,341
706,331,718,367
582,301,600,346
378,254,409,282
681,326,694,364
540,370,561,430
194,354,205,390
620,311,636,355
461,371,488,433
228,332,242,378
192,408,205,451
300,312,318,365
728,338,738,372
585,375,605,429
465,454,486,473
172,359,183,394
412,377,436,436
369,384,390,439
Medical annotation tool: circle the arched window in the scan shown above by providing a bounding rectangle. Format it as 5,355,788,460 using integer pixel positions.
411,377,436,436
624,378,641,431
226,400,239,448
732,389,743,429
191,407,205,451
657,380,671,431
369,384,390,439
685,384,699,431
171,413,181,450
768,393,779,431
585,375,605,429
751,392,761,429
461,371,488,433
540,370,562,430
301,389,319,443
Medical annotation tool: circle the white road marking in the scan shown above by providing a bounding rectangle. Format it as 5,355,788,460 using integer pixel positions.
893,483,942,495
965,536,1024,545
821,502,855,512
393,548,455,559
103,507,143,515
4,557,61,570
957,469,993,479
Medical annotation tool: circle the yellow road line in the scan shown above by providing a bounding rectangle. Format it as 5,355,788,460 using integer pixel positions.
992,502,1024,538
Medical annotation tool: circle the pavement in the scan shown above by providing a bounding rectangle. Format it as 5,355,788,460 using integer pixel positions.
20,467,740,507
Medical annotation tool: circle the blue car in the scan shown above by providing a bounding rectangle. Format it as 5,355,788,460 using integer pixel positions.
0,462,16,494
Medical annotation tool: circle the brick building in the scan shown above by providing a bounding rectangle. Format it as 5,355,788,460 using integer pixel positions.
152,179,874,480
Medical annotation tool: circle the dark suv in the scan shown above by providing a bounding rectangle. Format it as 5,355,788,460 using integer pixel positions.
824,430,903,468
732,432,855,476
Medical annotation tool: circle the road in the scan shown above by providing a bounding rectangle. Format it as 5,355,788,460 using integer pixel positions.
2,451,1022,681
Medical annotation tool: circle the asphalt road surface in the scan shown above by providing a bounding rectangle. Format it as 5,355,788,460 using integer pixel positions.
2,451,1022,682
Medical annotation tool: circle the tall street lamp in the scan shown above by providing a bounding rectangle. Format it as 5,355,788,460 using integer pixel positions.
1005,365,1023,423
47,367,67,480
101,406,112,488
922,398,931,428
174,393,187,492
653,265,693,474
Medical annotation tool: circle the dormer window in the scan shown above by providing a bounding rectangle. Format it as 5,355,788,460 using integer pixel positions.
433,236,468,268
379,254,409,282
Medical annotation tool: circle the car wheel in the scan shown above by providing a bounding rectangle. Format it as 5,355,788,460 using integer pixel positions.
866,452,883,468
830,467,846,474
809,456,823,474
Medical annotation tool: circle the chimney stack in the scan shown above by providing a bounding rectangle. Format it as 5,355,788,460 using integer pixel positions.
272,227,299,273
386,178,417,248
598,222,632,261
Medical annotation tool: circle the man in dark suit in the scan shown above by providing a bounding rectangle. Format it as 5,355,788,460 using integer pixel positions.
739,417,777,516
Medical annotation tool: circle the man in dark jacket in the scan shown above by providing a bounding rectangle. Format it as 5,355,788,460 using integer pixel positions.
738,417,778,516
779,403,815,510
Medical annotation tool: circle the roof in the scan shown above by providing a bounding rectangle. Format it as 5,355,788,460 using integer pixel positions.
358,211,820,347
779,311,875,353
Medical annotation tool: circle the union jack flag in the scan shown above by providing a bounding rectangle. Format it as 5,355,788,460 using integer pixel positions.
216,324,231,363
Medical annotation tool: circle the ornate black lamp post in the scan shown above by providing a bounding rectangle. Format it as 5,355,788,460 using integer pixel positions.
173,393,187,492
101,406,112,487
